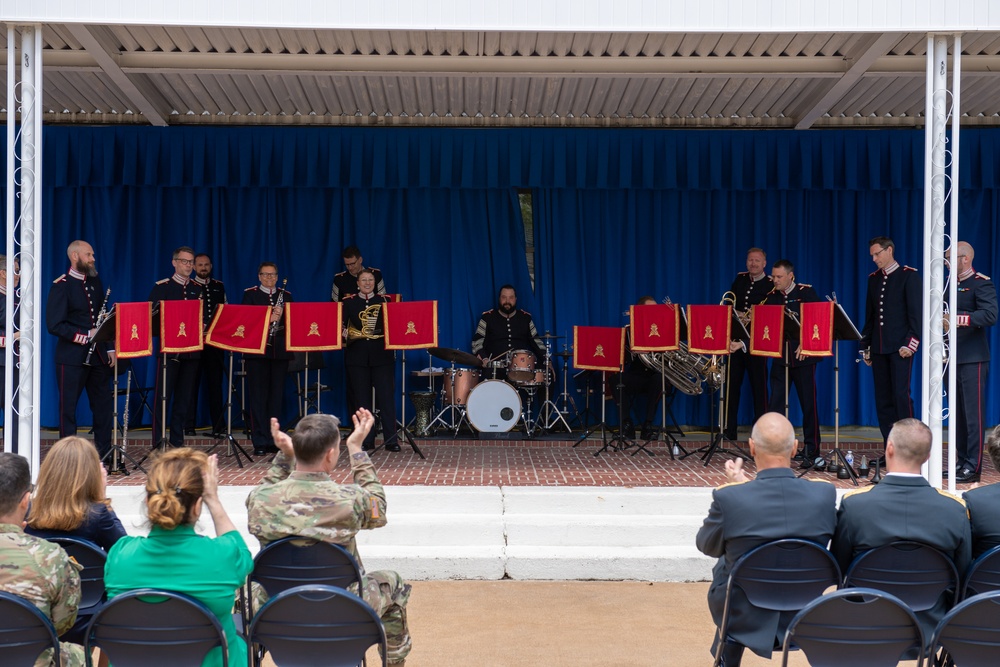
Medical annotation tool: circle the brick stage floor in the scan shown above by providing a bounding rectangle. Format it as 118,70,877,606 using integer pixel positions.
51,427,993,490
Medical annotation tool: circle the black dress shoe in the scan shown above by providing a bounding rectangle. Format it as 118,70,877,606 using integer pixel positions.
792,453,805,462
362,442,375,452
956,467,981,483
798,458,815,470
184,428,197,436
253,447,268,456
384,442,402,453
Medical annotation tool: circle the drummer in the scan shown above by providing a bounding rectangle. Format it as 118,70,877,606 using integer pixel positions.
471,284,547,383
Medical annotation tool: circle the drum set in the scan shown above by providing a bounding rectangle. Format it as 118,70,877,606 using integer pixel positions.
409,334,572,438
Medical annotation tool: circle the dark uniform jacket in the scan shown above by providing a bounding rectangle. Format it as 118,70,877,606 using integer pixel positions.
193,276,227,331
964,483,1000,559
696,468,837,657
861,264,922,355
763,283,822,367
731,271,773,322
331,267,386,302
241,285,293,360
470,308,545,362
954,270,998,364
149,275,203,359
832,474,971,638
342,293,393,367
46,269,111,366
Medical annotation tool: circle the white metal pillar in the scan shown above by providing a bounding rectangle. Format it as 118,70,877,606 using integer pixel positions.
4,25,43,478
921,34,961,491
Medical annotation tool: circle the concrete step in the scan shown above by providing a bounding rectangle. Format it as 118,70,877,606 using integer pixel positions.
505,545,713,582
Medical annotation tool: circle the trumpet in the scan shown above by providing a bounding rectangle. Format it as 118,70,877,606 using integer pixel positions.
84,287,111,366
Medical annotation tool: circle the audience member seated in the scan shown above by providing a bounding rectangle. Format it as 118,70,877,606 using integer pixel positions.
0,451,86,666
696,412,837,667
104,449,252,667
26,436,127,551
964,424,1000,558
831,418,971,636
246,410,412,667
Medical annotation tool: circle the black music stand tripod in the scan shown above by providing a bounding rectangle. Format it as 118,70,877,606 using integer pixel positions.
207,350,254,467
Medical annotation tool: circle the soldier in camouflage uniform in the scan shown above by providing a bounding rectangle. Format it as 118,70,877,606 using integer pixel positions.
246,409,412,666
0,452,85,667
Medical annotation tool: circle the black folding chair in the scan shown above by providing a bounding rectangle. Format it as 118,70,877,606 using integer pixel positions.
48,536,107,644
962,544,1000,600
928,590,1000,667
712,538,841,667
781,588,924,667
84,588,228,667
248,584,387,667
0,591,63,667
248,536,363,611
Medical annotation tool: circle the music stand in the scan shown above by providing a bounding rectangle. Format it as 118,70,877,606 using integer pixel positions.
568,326,626,456
626,303,680,458
91,307,138,474
697,310,750,466
109,302,155,474
206,349,254,468
809,299,863,485
382,300,436,459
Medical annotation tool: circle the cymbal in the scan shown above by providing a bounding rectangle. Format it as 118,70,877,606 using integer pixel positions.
427,347,483,367
539,332,564,339
555,350,574,358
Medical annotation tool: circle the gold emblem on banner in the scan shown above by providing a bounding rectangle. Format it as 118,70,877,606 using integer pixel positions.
811,324,820,340
649,323,660,337
763,326,771,341
308,322,320,336
233,325,246,338
594,344,605,358
130,324,139,340
704,325,714,340
178,322,187,337
406,321,418,335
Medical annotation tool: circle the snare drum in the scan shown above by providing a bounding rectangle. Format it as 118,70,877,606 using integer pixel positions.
467,380,522,432
443,368,480,406
506,349,537,383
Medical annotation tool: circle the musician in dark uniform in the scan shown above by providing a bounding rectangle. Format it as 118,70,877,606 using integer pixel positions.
1,255,19,453
965,425,1000,558
697,412,836,667
832,418,971,640
331,245,386,302
242,262,293,456
148,246,202,449
859,236,921,455
189,253,227,436
617,296,666,440
724,248,772,441
471,284,545,382
45,240,114,461
946,241,998,483
342,269,399,452
764,259,824,467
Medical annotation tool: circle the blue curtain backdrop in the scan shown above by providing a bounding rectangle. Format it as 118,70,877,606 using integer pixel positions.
4,126,1000,431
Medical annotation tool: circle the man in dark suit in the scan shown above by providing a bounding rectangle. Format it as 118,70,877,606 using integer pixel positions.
831,418,971,638
45,240,115,461
189,253,227,436
764,259,824,467
946,241,998,482
965,425,1000,558
696,412,837,666
0,255,19,453
859,236,921,454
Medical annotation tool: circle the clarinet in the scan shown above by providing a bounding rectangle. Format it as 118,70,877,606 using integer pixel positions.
84,287,112,366
269,279,288,339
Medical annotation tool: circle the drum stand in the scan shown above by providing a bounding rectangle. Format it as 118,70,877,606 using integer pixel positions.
538,344,572,433
207,352,254,467
551,351,579,428
427,361,468,437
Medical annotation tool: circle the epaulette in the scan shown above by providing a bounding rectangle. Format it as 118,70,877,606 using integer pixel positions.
737,271,749,276
52,274,66,284
334,270,346,278
213,278,225,285
976,272,991,281
344,293,358,300
244,286,257,292
798,283,812,288
869,269,880,277
155,278,169,285
715,480,748,490
481,309,494,315
903,265,917,272
935,488,967,508
522,310,532,316
842,485,875,499
806,477,834,484
369,266,381,273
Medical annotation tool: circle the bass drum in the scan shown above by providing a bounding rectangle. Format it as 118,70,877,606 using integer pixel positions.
466,380,522,433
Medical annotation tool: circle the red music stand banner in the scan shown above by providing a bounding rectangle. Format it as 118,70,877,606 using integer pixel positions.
159,300,204,353
573,326,625,372
630,303,680,352
115,302,153,359
384,300,438,350
285,302,342,351
749,304,785,358
206,304,271,354
799,301,835,357
686,305,732,355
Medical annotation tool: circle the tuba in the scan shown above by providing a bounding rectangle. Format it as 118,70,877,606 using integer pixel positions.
635,296,714,395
